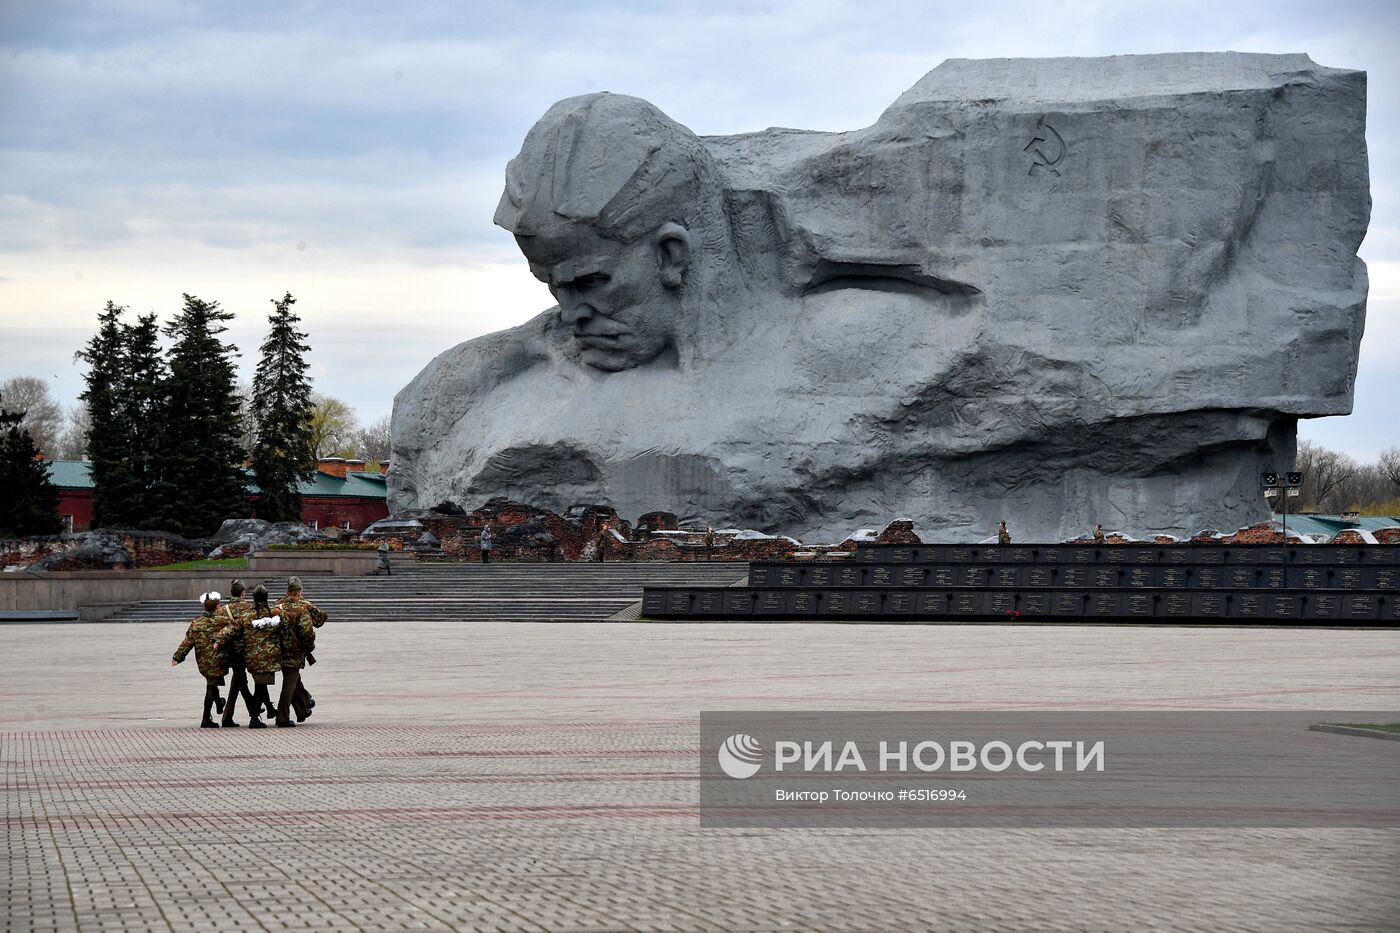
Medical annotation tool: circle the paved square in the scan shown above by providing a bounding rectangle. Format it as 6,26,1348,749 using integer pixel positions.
3,621,1399,931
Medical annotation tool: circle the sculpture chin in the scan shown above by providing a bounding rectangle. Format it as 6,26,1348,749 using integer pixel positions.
578,337,673,373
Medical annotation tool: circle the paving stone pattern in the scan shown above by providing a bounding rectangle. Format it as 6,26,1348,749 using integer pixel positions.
3,620,1399,931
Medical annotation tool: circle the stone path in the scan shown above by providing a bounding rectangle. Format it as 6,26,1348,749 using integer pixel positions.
3,622,1399,931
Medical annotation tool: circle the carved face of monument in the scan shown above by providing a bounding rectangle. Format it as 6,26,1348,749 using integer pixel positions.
520,220,690,372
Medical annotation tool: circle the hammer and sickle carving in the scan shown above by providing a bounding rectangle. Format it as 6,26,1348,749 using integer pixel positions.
1024,116,1066,176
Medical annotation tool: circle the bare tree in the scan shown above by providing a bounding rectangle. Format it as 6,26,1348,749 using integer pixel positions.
354,413,391,463
1381,446,1400,489
1294,440,1358,512
54,404,91,460
0,376,64,455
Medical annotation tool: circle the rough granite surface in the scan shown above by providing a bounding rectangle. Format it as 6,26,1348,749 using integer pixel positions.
391,53,1370,542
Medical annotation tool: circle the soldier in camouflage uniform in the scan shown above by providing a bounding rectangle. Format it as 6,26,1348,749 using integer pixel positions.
235,584,285,728
171,592,231,728
274,576,326,727
217,579,262,727
997,521,1011,546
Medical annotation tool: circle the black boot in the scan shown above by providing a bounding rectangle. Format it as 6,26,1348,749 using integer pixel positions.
248,717,267,729
276,720,297,728
214,693,225,714
201,685,219,727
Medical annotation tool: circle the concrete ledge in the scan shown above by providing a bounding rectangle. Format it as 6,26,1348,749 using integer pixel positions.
248,550,379,575
1307,723,1400,741
0,610,81,624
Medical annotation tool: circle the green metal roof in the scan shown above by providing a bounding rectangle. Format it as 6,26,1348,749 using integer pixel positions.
46,460,387,500
1275,513,1400,538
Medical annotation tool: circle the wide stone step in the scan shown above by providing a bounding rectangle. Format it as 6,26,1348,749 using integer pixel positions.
102,563,747,623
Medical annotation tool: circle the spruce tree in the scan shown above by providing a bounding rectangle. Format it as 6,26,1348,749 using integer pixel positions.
158,294,248,536
0,396,61,537
76,301,137,528
251,292,316,522
120,313,169,528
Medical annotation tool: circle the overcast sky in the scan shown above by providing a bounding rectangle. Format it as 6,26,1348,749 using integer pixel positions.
2,0,1397,459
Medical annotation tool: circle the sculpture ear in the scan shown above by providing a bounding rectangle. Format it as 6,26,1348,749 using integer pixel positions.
652,223,690,288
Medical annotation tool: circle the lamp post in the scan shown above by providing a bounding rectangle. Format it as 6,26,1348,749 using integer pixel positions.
1260,471,1305,562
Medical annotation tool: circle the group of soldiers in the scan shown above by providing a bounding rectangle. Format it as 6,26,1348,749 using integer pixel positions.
172,576,327,728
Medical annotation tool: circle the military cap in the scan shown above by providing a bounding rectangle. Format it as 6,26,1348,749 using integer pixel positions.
229,579,246,596
287,576,303,591
252,584,268,598
200,590,221,603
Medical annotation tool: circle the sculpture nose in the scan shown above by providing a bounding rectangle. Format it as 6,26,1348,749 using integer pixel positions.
559,299,593,326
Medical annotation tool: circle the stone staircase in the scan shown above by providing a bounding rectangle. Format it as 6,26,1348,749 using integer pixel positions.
102,562,749,623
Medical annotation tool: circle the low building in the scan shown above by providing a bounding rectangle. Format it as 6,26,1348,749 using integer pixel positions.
49,460,389,534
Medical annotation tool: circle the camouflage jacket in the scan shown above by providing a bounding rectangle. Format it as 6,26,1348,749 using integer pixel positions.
219,598,252,657
275,596,323,669
235,606,284,676
173,611,229,680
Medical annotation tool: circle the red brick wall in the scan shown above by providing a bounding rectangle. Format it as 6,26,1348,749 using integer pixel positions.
294,497,389,534
56,489,95,533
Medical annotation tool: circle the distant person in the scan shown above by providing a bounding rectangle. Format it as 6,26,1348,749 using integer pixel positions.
595,523,609,562
218,579,260,727
997,520,1011,546
236,584,284,728
378,540,392,575
704,526,714,560
171,591,230,728
479,525,493,563
1093,523,1106,544
274,576,325,727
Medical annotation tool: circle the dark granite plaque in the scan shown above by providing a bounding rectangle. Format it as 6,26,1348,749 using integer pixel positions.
1336,568,1365,591
1124,592,1155,616
1052,592,1086,616
820,591,850,615
1060,567,1088,588
668,591,693,614
1091,567,1121,588
1364,547,1400,565
1234,593,1264,618
888,592,916,615
949,548,975,563
748,566,771,586
1162,592,1193,617
1374,569,1399,591
1334,548,1361,565
930,568,957,587
960,568,989,587
988,593,1016,616
978,547,1004,563
1383,596,1399,622
1026,567,1055,587
1069,548,1095,564
917,593,948,615
642,590,667,615
1197,567,1224,588
1159,567,1190,588
1020,592,1050,615
724,591,756,615
1295,567,1330,590
789,591,818,614
1267,594,1301,620
1194,548,1225,564
1088,592,1120,617
1193,592,1228,617
1104,548,1131,564
854,592,884,615
1258,547,1287,564
949,593,984,616
1126,567,1155,588
777,566,801,587
1227,568,1256,589
696,591,724,615
1164,549,1192,564
1260,568,1286,589
837,566,864,587
1005,547,1036,563
1305,594,1338,619
808,566,832,587
888,547,914,563
756,590,786,614
993,567,1021,588
1232,547,1260,564
1294,548,1327,565
870,566,895,587
899,567,927,587
1345,595,1378,619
